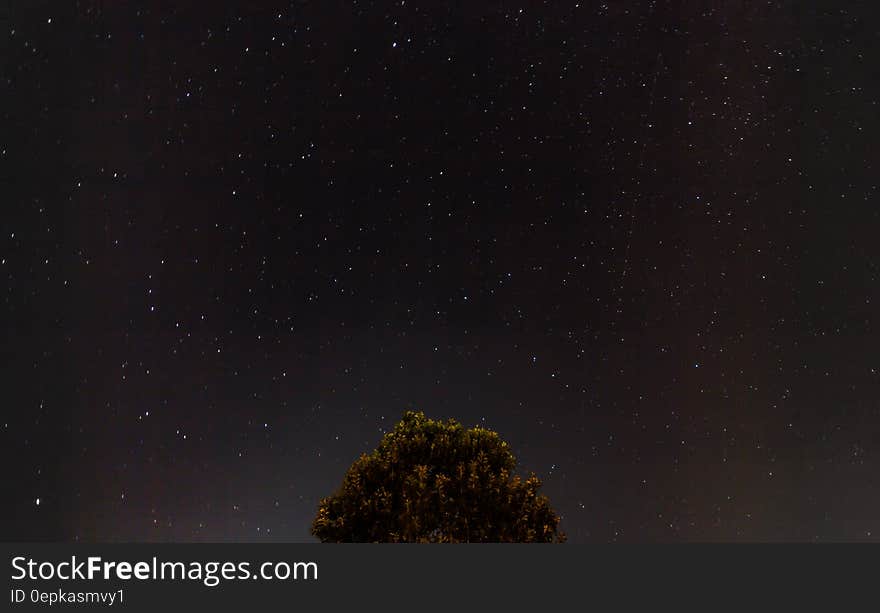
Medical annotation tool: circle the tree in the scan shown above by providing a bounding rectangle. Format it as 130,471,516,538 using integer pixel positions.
312,411,565,542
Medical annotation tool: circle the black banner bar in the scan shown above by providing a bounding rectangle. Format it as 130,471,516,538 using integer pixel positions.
1,543,873,610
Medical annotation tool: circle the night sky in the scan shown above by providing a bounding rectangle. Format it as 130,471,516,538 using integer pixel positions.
3,1,879,542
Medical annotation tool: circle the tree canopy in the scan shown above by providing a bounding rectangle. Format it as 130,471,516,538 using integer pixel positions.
312,411,565,542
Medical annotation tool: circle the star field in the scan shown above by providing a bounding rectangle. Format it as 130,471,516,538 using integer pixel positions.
2,2,879,542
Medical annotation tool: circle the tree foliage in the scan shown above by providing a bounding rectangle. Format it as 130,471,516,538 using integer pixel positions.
312,411,565,542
